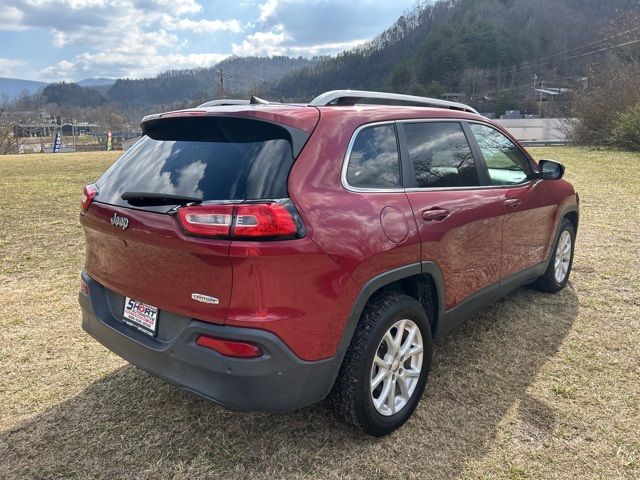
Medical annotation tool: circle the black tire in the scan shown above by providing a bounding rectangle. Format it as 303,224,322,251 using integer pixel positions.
535,218,576,293
329,293,433,436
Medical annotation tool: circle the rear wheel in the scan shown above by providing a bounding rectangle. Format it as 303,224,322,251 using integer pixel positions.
536,218,575,293
329,293,433,436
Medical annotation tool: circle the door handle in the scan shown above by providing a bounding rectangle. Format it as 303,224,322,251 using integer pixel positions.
422,208,450,222
505,199,522,208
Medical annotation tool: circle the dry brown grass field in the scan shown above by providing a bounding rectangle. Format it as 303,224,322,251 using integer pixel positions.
0,148,638,479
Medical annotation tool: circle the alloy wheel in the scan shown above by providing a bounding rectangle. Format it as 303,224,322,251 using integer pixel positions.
370,319,423,416
554,230,572,283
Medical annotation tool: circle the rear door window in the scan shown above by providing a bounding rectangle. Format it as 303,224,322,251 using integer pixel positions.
95,117,300,212
346,124,401,189
403,122,480,188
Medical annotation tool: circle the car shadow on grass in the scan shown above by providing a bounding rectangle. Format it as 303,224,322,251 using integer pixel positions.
1,285,578,479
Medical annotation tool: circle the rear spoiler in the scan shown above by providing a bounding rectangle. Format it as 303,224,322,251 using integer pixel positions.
139,113,311,158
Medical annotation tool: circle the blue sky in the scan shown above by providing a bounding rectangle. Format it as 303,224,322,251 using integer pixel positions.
0,0,417,81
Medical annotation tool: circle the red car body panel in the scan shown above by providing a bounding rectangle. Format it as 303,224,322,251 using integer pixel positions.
494,181,557,277
405,190,504,309
540,179,579,259
225,237,354,361
82,202,232,323
287,108,425,358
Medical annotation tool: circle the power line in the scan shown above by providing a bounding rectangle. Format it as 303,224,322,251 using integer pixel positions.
511,25,640,70
469,37,640,99
462,34,640,93
478,26,640,78
508,37,640,74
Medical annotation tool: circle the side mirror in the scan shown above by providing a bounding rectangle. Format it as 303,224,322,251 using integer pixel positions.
539,159,565,180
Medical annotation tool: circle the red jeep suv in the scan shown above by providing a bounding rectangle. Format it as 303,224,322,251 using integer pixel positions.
79,90,578,436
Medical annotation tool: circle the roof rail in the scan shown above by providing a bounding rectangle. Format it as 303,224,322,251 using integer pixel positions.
308,90,478,115
197,99,250,107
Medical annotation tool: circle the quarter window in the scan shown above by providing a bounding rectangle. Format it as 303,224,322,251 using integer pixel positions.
346,124,401,189
469,123,532,185
404,122,479,188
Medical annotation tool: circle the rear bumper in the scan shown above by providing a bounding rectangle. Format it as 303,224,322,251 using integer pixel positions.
79,272,339,412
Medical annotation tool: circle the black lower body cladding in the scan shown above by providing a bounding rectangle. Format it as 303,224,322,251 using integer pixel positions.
79,272,338,412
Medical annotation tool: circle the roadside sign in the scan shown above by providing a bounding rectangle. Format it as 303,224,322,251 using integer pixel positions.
52,131,62,153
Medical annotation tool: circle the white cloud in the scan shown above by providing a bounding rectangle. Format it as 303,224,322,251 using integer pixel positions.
231,24,289,56
0,58,25,76
40,59,76,80
146,0,203,16
231,24,368,57
2,0,241,46
287,39,368,56
259,0,278,22
40,51,229,81
3,0,244,79
51,22,180,53
166,17,243,33
0,6,27,30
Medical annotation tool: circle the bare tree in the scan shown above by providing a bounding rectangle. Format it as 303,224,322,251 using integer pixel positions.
460,68,491,97
0,122,18,154
569,11,640,147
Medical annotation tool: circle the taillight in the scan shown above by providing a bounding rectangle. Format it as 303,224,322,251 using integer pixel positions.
81,184,98,211
232,203,298,238
80,277,89,295
195,335,263,358
177,204,234,237
177,199,304,240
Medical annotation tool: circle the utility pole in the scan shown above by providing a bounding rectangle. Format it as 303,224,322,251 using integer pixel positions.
220,68,224,99
14,122,20,154
218,68,228,99
216,69,231,99
539,80,544,118
40,119,45,153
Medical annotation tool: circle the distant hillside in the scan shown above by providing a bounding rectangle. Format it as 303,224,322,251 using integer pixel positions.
77,77,115,94
77,77,116,87
0,77,47,100
267,0,640,108
106,56,320,112
43,82,106,108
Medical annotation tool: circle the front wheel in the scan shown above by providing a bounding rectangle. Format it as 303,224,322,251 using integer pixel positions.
536,218,576,293
329,293,433,436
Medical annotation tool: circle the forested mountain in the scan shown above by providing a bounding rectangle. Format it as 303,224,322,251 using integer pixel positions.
105,56,319,114
77,78,116,87
267,0,640,112
43,82,106,108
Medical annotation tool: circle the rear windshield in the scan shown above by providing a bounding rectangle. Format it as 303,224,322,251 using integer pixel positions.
95,117,298,212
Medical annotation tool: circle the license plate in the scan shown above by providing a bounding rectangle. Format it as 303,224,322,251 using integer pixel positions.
123,297,158,337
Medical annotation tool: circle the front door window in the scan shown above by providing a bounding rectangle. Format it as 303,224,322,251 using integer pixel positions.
469,123,533,186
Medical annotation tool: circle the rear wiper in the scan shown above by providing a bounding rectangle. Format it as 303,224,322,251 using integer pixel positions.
121,192,202,207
